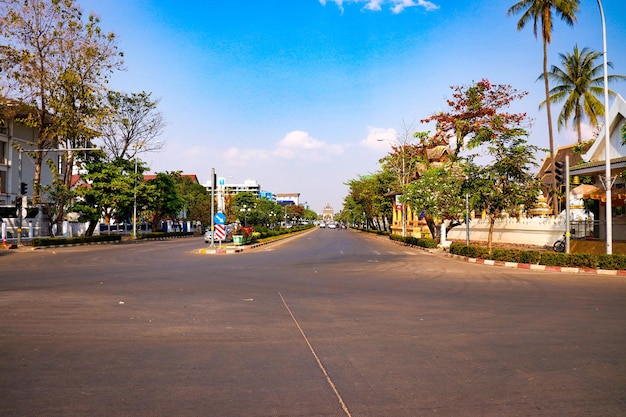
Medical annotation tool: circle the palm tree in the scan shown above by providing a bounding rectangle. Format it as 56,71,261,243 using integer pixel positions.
507,0,579,213
540,45,625,144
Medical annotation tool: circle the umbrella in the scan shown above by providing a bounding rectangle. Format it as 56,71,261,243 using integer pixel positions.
588,188,626,206
571,183,602,199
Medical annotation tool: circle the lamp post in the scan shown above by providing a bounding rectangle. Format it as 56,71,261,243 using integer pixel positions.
133,155,139,238
597,0,612,254
378,138,407,237
132,144,146,239
240,204,250,227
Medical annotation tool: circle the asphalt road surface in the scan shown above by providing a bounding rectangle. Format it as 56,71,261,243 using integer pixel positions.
1,228,625,416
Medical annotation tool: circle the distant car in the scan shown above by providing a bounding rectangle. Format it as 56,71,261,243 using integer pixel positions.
319,223,326,228
204,230,218,243
327,222,337,229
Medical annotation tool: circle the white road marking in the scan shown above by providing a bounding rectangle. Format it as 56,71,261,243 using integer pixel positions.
278,292,352,417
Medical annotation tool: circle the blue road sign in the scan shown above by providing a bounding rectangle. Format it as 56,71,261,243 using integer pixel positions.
214,212,226,225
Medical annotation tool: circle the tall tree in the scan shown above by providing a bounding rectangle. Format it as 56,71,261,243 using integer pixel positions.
466,134,541,250
98,91,165,161
421,79,529,155
540,44,625,144
0,0,122,203
419,79,537,245
507,0,579,212
403,163,467,239
171,172,212,226
146,172,184,232
73,151,144,236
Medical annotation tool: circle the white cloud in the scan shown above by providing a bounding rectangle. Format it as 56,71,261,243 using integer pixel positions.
363,0,384,11
391,0,439,14
320,0,439,13
222,130,346,164
360,126,398,150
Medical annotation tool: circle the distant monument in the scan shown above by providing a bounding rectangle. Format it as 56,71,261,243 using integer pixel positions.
322,204,334,222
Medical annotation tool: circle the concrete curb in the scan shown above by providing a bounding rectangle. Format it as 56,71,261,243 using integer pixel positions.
198,227,316,255
199,245,243,255
378,231,626,276
443,252,626,276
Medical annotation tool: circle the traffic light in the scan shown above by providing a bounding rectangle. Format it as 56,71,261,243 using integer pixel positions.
554,161,565,187
19,182,28,195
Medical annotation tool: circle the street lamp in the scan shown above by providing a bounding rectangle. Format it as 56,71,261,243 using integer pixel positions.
240,204,251,227
597,0,613,254
269,211,276,229
377,138,407,237
132,144,145,239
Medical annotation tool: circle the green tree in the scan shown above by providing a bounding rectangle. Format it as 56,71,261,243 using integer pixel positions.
302,208,319,222
403,163,466,239
466,134,541,250
171,172,212,226
507,0,579,211
145,172,184,232
344,172,393,230
541,44,626,144
73,151,144,236
0,0,122,203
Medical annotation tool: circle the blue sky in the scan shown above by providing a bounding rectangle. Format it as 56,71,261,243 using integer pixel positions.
79,0,626,213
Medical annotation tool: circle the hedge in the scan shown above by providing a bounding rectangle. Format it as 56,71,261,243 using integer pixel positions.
449,242,626,270
31,234,122,247
389,234,438,249
139,232,194,239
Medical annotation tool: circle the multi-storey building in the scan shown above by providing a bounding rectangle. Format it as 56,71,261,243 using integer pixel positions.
1,103,55,206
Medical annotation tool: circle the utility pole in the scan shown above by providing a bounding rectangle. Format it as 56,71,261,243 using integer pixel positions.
565,156,571,254
597,0,612,254
210,167,215,249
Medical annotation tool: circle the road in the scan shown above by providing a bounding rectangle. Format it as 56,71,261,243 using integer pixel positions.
1,228,625,416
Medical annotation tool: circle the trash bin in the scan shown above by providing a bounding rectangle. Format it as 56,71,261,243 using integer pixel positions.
233,235,243,245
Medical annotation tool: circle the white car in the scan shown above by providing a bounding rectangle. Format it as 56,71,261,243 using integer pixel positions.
327,222,337,229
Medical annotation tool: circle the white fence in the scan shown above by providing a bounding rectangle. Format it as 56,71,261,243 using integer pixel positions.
446,216,572,247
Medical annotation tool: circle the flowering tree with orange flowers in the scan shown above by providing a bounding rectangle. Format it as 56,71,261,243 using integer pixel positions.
421,79,530,155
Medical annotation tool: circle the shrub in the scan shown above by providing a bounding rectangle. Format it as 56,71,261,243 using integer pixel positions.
417,237,438,248
450,243,489,259
491,248,522,262
567,253,598,269
597,254,626,270
140,232,193,239
31,234,122,247
390,235,438,249
539,252,568,266
517,250,541,265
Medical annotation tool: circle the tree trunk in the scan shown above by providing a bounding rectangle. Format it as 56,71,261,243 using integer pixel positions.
542,36,557,215
85,220,97,237
425,216,437,241
488,216,495,252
